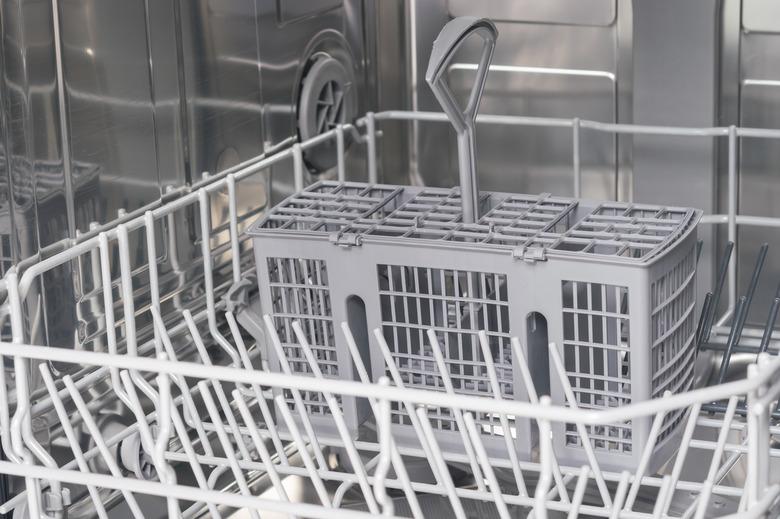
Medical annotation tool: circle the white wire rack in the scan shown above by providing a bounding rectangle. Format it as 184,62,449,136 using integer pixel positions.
0,109,779,518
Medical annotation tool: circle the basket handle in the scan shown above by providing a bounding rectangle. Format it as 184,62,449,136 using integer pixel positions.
425,17,497,224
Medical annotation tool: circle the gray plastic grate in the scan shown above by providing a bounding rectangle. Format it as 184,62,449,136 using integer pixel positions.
267,257,341,415
551,204,694,258
377,264,514,437
562,281,633,453
261,182,405,233
651,245,698,441
255,181,697,263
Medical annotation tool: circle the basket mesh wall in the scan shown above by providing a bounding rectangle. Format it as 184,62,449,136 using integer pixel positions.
267,257,340,415
562,281,632,453
377,264,514,438
651,245,697,441
252,183,700,461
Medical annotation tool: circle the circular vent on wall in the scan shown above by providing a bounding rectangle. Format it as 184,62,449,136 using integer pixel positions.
297,51,356,173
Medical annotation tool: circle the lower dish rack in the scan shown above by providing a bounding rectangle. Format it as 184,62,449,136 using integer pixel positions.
2,92,780,519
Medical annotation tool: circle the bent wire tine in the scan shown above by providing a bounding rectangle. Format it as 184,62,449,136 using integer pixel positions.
701,241,735,344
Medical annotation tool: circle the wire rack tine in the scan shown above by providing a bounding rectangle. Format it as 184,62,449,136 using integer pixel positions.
197,189,242,367
161,389,223,518
414,406,468,519
199,380,262,519
273,394,332,507
98,231,134,410
183,311,256,464
474,330,530,497
462,411,512,519
610,471,631,519
340,323,424,519
372,328,445,484
145,211,162,349
292,320,380,513
374,377,395,517
623,391,671,511
425,329,487,492
702,241,734,344
232,389,293,510
156,310,215,458
263,314,329,469
692,396,740,519
154,360,180,517
225,312,288,464
38,365,110,519
566,466,590,519
62,375,144,518
548,344,612,507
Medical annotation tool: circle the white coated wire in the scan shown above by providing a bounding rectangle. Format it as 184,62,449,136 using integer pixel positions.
0,110,778,518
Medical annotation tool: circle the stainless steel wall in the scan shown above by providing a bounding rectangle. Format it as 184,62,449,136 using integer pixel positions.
380,0,631,202
256,0,374,201
0,0,371,262
723,0,780,324
0,0,372,350
0,0,69,265
630,0,720,317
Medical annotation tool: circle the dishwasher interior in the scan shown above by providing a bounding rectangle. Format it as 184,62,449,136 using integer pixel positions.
1,1,780,518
